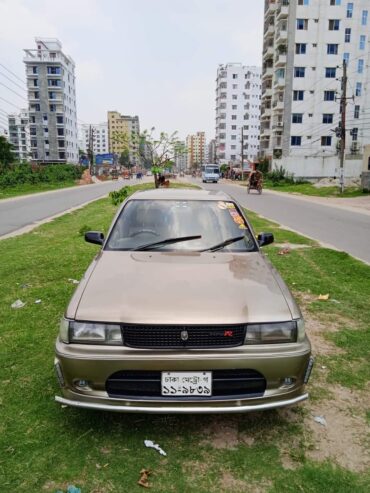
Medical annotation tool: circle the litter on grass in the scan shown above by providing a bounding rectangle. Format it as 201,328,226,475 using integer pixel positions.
278,248,291,256
313,415,327,427
11,299,26,309
318,294,330,301
144,439,167,456
68,278,80,284
138,469,152,488
55,486,81,493
35,299,42,304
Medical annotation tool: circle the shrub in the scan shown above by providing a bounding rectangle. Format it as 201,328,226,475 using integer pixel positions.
110,186,129,205
0,163,84,189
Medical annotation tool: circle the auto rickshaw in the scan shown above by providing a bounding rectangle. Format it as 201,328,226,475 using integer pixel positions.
247,169,263,194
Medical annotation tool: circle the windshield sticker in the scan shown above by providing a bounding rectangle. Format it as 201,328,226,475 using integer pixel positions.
229,208,247,229
217,201,227,209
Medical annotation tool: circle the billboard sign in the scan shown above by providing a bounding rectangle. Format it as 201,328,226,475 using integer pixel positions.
95,153,114,165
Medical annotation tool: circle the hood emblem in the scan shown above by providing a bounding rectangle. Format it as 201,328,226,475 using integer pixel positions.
180,330,189,341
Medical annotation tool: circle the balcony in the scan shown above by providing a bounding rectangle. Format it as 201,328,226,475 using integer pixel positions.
275,54,287,66
266,1,278,14
262,87,273,97
272,122,284,132
273,99,284,111
262,67,273,79
263,45,274,59
264,24,275,38
276,29,287,44
276,4,289,21
274,76,285,88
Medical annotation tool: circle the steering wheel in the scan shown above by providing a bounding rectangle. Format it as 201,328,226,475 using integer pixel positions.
129,229,159,237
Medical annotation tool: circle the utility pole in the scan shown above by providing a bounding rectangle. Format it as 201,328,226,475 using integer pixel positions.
87,125,95,175
339,59,347,194
241,126,244,181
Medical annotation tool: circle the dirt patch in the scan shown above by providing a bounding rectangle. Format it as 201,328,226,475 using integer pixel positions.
201,416,239,449
306,385,370,472
218,471,251,493
275,243,312,250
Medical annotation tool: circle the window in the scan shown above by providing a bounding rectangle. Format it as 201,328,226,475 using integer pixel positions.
329,19,340,30
293,90,304,101
297,18,308,30
34,91,39,99
351,128,358,141
232,105,237,110
327,44,338,54
356,82,362,96
323,114,334,124
231,135,237,140
47,66,62,75
296,43,307,54
30,127,36,135
330,0,341,4
343,53,350,65
294,67,305,77
292,113,303,123
325,67,336,78
231,145,236,150
33,79,38,87
48,91,57,99
298,0,309,4
291,136,302,146
354,105,360,119
321,136,332,146
358,59,364,74
231,115,237,120
32,66,38,74
31,139,37,147
362,10,368,25
324,90,336,101
48,79,62,87
345,28,351,42
232,74,238,79
57,128,64,136
359,35,366,50
231,125,237,130
347,3,353,18
232,84,238,89
49,104,56,112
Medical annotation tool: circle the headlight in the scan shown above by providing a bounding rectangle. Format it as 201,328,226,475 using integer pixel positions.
244,321,298,344
60,319,123,345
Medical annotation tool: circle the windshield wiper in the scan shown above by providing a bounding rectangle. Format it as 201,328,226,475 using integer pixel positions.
133,235,201,251
200,235,245,252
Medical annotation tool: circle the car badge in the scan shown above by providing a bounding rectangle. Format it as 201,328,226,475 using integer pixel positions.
180,330,189,341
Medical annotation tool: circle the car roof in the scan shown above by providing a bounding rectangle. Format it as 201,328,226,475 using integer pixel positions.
129,188,233,201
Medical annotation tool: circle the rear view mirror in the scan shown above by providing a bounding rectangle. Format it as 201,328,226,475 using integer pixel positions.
258,232,274,247
85,231,105,245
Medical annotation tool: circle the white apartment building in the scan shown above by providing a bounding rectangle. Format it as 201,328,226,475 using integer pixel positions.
78,123,108,155
7,109,31,161
261,0,370,178
174,140,188,171
24,38,78,164
215,63,262,165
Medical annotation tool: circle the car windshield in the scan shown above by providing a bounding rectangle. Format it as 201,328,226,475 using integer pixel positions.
205,167,219,174
106,199,257,252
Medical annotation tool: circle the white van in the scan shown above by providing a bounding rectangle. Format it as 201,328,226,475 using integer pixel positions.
201,164,220,183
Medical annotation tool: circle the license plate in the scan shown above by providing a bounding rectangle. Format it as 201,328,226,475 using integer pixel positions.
161,371,212,397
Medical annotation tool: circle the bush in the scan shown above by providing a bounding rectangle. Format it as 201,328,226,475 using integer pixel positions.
0,163,84,189
267,166,295,185
109,186,129,205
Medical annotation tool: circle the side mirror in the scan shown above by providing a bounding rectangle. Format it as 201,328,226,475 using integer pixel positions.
258,232,274,247
85,231,105,245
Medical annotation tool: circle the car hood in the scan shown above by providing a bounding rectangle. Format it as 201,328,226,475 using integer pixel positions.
72,251,294,324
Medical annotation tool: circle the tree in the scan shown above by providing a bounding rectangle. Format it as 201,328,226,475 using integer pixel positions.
119,149,130,167
139,128,186,187
0,136,14,169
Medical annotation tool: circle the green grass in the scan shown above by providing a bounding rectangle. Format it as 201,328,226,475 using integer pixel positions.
0,183,369,492
263,181,369,198
0,180,78,199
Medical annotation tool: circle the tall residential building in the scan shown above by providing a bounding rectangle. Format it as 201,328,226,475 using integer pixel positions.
215,63,262,165
186,131,206,168
260,0,370,178
23,38,78,164
78,123,108,154
207,138,217,163
7,109,31,161
174,141,188,171
107,111,140,166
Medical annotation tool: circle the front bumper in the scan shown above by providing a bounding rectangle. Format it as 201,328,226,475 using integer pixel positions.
55,337,312,413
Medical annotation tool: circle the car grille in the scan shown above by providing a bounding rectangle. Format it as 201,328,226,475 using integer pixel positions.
122,324,246,349
106,369,266,400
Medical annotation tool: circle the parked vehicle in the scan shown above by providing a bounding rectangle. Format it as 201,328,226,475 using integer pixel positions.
201,164,220,183
55,189,313,413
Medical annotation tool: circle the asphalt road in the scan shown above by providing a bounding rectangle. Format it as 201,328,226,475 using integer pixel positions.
191,178,370,264
0,178,145,237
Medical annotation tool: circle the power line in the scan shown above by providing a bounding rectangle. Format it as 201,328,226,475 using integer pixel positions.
0,96,22,110
0,62,25,84
0,81,28,101
0,71,27,92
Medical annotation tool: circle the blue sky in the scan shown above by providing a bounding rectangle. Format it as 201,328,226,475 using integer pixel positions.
0,0,264,141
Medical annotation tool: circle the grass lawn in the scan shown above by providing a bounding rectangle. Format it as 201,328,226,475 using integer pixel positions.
262,182,369,198
0,180,78,200
0,183,369,492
